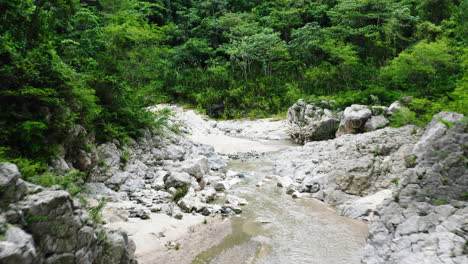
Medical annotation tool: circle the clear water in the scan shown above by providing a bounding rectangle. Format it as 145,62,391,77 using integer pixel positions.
192,152,368,264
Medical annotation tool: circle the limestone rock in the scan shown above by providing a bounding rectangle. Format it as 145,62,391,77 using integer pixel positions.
364,115,389,131
181,156,209,180
336,104,372,136
164,172,191,189
387,101,403,115
287,99,340,144
0,226,37,264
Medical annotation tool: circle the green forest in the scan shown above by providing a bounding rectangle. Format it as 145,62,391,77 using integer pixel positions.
0,0,467,171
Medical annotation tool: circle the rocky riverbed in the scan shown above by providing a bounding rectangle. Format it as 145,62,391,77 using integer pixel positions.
1,102,466,264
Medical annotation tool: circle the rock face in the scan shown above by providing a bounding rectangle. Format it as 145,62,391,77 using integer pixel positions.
0,163,136,264
363,112,467,264
276,112,467,264
336,104,372,136
277,125,419,206
286,99,340,144
286,99,404,143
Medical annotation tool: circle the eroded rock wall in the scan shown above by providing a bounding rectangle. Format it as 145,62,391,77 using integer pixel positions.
277,112,467,264
0,163,136,264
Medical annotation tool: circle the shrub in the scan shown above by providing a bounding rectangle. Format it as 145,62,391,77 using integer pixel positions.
173,187,188,202
389,108,426,128
89,200,107,224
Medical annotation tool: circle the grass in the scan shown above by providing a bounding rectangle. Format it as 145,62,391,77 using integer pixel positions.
173,187,188,202
120,149,131,169
89,200,107,224
405,155,417,168
391,178,399,185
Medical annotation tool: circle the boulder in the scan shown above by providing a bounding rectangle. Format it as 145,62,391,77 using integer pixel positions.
287,99,340,144
213,182,226,192
0,163,21,203
276,177,294,188
370,106,389,116
164,172,191,189
225,195,248,206
181,156,209,180
0,226,37,264
336,104,372,136
364,115,389,131
387,101,403,115
339,189,393,220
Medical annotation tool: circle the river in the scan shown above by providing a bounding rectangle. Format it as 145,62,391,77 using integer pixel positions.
191,140,368,264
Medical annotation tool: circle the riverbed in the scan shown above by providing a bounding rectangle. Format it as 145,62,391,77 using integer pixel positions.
191,148,368,264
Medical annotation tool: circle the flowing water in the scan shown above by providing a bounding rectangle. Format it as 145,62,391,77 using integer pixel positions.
192,144,368,264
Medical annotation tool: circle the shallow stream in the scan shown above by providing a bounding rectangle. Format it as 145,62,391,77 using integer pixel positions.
192,145,368,264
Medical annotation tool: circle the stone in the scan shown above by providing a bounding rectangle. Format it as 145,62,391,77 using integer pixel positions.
213,182,226,191
0,226,36,264
0,163,21,203
370,106,389,116
364,115,389,131
387,101,403,115
181,156,209,180
339,189,393,220
225,195,248,206
276,177,294,188
336,104,372,136
287,99,340,143
164,172,192,189
291,191,302,199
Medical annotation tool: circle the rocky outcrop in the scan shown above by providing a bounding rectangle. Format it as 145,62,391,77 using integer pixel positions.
286,99,403,143
277,124,419,206
276,111,467,264
335,104,373,136
363,112,467,264
286,99,340,144
0,163,136,264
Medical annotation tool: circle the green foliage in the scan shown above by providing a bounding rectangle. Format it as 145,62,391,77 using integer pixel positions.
460,191,468,201
120,149,131,169
0,0,466,168
379,39,459,96
173,187,188,202
89,200,107,224
27,170,86,196
389,108,428,128
432,199,446,206
391,178,400,185
405,155,418,168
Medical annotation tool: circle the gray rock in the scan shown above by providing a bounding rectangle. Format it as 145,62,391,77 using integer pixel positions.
0,226,37,264
225,195,248,206
213,182,226,191
0,163,21,203
181,156,209,180
387,101,403,115
339,190,392,220
364,115,389,131
276,177,294,188
287,99,340,143
336,104,372,136
164,172,191,189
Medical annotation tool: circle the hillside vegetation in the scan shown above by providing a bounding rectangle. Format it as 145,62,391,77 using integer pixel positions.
0,0,466,169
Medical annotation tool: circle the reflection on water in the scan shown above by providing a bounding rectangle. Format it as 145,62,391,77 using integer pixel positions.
193,152,367,264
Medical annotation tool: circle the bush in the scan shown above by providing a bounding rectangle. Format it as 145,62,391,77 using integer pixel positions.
89,200,107,224
173,187,188,202
389,108,426,128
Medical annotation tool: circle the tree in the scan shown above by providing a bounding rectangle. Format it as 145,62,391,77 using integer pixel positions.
379,39,459,95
